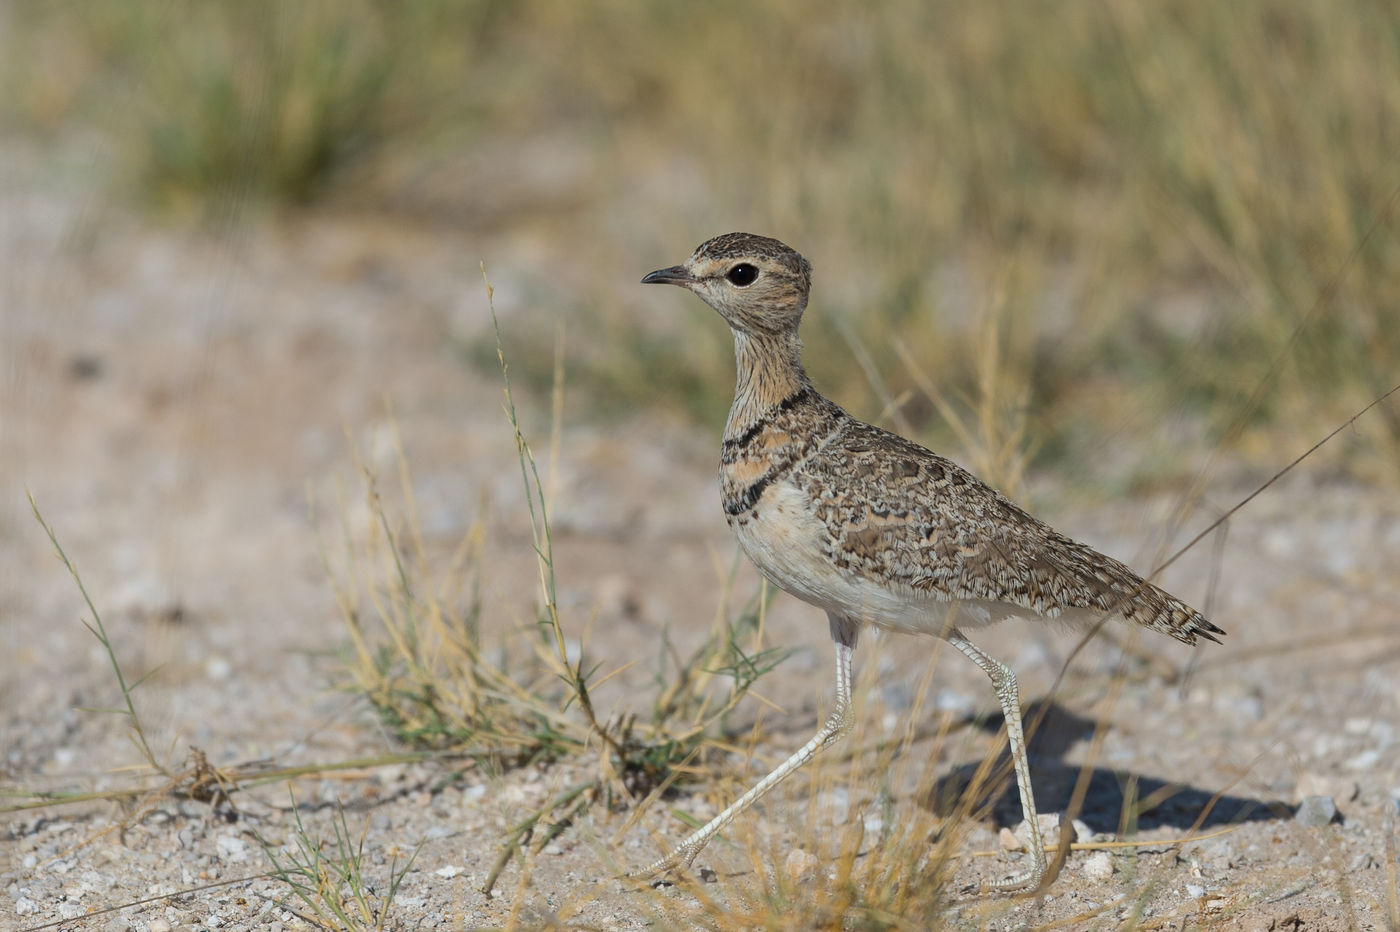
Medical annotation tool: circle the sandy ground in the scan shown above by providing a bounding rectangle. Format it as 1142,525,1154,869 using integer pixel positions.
3,150,1400,931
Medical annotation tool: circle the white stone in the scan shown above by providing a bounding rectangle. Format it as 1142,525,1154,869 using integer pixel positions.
1294,795,1338,828
215,833,249,862
1083,851,1113,881
1013,813,1075,850
784,848,819,884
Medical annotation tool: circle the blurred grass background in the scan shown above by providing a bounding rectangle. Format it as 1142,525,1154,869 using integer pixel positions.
4,0,1397,492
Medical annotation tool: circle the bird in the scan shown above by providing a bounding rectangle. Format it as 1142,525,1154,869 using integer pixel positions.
637,232,1223,893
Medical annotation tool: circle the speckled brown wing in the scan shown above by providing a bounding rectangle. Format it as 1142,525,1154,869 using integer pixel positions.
793,414,1224,646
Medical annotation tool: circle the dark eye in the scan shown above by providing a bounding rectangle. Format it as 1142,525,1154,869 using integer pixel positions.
726,263,759,286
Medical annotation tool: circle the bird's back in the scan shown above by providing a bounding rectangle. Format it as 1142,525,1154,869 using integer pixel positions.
722,388,1223,646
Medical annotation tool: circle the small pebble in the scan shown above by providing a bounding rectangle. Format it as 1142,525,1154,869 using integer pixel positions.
1235,695,1264,721
1294,795,1338,827
1012,813,1076,851
148,921,172,932
820,787,850,820
878,681,913,714
1350,852,1378,871
784,848,819,884
1262,529,1296,558
215,834,249,862
1185,883,1205,899
1346,748,1381,771
1083,850,1113,881
934,689,975,717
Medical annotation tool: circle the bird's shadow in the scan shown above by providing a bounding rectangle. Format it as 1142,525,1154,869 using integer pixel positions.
922,700,1295,834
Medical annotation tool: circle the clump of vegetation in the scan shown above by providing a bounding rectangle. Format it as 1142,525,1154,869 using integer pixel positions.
320,278,793,893
1,1,498,208
259,797,419,932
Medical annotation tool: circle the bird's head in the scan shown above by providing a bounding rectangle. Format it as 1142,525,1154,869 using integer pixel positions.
642,233,812,335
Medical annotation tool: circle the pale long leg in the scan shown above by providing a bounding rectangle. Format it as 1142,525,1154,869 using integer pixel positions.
946,628,1046,893
635,614,859,878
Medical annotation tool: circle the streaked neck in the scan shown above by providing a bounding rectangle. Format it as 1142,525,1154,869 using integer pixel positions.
725,329,811,441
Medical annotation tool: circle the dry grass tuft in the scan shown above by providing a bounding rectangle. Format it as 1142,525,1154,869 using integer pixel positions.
314,274,800,893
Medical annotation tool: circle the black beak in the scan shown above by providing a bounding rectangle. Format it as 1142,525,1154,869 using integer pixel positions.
641,265,695,286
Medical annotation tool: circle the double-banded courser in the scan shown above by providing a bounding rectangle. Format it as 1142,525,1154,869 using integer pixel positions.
639,233,1222,892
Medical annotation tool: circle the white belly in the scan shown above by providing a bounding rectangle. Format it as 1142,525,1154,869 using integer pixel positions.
730,482,1032,636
